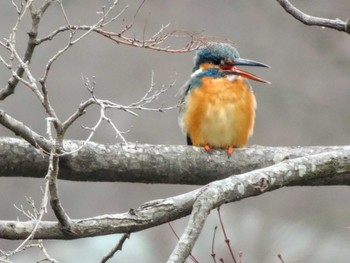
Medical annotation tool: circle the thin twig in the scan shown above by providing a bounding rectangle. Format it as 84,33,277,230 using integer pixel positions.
168,222,181,241
100,233,130,263
37,25,203,53
62,98,95,131
211,226,218,263
5,177,50,257
6,41,44,102
217,207,237,263
101,4,129,27
60,72,177,156
277,254,285,263
0,0,53,100
37,240,59,263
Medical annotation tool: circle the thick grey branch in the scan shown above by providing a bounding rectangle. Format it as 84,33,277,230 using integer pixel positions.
167,148,350,262
0,137,349,185
276,0,349,33
1,148,349,241
0,138,350,185
0,187,199,240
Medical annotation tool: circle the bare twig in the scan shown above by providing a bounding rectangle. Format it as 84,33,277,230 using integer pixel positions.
47,152,73,233
37,25,204,53
40,1,120,86
217,207,237,263
32,0,203,54
2,0,184,160
0,0,54,100
60,72,177,156
0,109,51,151
277,253,285,263
46,119,74,234
6,41,44,102
98,28,203,53
125,71,179,112
1,239,58,263
100,233,130,263
3,176,50,258
211,226,218,263
39,81,60,123
276,0,350,33
39,0,56,16
60,96,131,156
62,98,95,131
168,223,181,241
36,240,59,263
5,41,61,127
14,196,41,220
101,2,129,27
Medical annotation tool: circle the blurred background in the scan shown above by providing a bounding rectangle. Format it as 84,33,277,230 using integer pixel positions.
0,0,350,262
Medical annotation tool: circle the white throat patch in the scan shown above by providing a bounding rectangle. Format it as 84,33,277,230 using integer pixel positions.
190,68,203,78
226,75,239,82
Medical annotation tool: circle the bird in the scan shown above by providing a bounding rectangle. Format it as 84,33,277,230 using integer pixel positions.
178,42,270,156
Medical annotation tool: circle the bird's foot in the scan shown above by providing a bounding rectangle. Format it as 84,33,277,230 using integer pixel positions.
204,144,211,153
227,146,233,158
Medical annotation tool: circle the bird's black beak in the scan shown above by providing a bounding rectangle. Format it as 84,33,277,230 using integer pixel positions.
223,58,270,84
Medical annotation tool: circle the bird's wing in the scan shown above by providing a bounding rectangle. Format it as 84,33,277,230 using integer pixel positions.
177,79,191,135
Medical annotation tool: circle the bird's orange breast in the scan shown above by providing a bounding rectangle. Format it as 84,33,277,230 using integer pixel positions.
183,76,256,148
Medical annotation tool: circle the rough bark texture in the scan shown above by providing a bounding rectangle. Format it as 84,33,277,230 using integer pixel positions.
0,136,349,241
1,137,349,185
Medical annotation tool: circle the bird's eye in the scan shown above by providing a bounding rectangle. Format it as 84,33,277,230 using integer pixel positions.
219,58,233,68
226,58,233,64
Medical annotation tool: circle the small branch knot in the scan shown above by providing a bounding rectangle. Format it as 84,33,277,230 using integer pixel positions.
345,18,350,34
252,177,270,192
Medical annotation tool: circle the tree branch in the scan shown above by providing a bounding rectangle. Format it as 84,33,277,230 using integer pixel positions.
276,0,350,33
0,137,349,185
167,147,350,262
0,0,54,100
0,147,349,241
100,233,130,263
47,152,74,234
0,113,51,151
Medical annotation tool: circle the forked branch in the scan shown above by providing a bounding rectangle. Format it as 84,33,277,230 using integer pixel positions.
0,147,349,242
167,148,350,262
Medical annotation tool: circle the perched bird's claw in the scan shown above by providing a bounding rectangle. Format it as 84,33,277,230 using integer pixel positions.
227,146,233,158
204,144,211,153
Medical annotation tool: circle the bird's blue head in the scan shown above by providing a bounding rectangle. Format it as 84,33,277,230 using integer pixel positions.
193,43,240,70
192,42,270,83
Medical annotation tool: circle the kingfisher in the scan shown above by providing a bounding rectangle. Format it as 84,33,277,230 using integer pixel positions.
179,42,270,156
